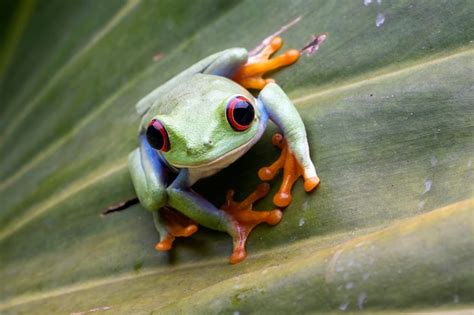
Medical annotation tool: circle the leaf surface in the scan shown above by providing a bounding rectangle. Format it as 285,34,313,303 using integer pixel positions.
0,0,473,313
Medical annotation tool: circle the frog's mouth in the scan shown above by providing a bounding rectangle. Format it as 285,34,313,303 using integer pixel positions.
169,135,258,170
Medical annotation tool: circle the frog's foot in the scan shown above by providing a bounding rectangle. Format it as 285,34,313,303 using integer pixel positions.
233,36,300,90
258,133,320,208
155,207,199,251
222,183,282,264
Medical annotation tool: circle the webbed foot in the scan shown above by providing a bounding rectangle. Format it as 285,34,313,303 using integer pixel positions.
258,133,320,208
234,36,300,90
222,183,282,264
155,207,199,251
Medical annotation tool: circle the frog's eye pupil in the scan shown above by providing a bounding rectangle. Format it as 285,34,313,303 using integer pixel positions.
146,119,170,152
226,96,255,131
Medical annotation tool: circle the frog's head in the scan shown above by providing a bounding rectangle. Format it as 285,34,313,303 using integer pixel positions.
145,74,265,168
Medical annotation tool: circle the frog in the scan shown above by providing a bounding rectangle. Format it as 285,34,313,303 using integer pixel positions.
128,36,320,264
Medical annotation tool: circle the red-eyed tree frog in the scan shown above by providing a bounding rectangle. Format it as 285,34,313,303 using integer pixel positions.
128,37,319,264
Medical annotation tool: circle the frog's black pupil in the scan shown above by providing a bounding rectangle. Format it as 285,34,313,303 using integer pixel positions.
233,100,254,126
146,124,164,150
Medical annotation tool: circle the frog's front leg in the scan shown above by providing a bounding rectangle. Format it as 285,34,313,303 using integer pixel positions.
258,83,320,207
128,135,197,251
167,169,282,264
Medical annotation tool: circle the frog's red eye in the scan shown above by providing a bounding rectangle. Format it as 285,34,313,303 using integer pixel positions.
226,96,255,131
146,119,170,152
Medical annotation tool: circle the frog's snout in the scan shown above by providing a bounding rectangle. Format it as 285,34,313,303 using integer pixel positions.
185,139,214,155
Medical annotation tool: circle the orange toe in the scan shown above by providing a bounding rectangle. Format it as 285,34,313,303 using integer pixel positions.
222,183,282,264
267,209,283,225
274,192,292,208
284,49,300,63
182,224,199,237
234,36,300,90
258,167,275,181
155,207,199,252
304,176,320,192
229,248,247,264
259,133,320,208
155,234,174,251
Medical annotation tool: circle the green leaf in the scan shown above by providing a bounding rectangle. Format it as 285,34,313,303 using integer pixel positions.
0,0,473,313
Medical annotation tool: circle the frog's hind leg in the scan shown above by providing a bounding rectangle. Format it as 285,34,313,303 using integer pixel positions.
166,169,281,264
153,207,198,251
221,183,282,264
233,37,300,90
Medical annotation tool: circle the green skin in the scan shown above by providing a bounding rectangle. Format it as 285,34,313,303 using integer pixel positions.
129,48,318,244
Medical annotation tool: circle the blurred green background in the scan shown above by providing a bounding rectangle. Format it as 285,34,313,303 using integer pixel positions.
0,0,473,313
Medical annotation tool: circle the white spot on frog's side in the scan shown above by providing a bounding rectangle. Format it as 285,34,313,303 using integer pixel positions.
336,266,345,272
363,0,373,6
298,217,305,227
233,311,240,315
376,13,385,27
431,155,438,166
345,282,354,289
468,159,472,168
423,180,432,194
339,300,350,311
453,294,460,303
357,292,368,310
376,0,382,4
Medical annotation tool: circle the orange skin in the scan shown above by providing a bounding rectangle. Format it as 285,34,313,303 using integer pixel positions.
155,207,198,251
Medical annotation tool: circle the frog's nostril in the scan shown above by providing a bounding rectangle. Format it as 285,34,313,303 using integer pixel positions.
204,139,214,147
